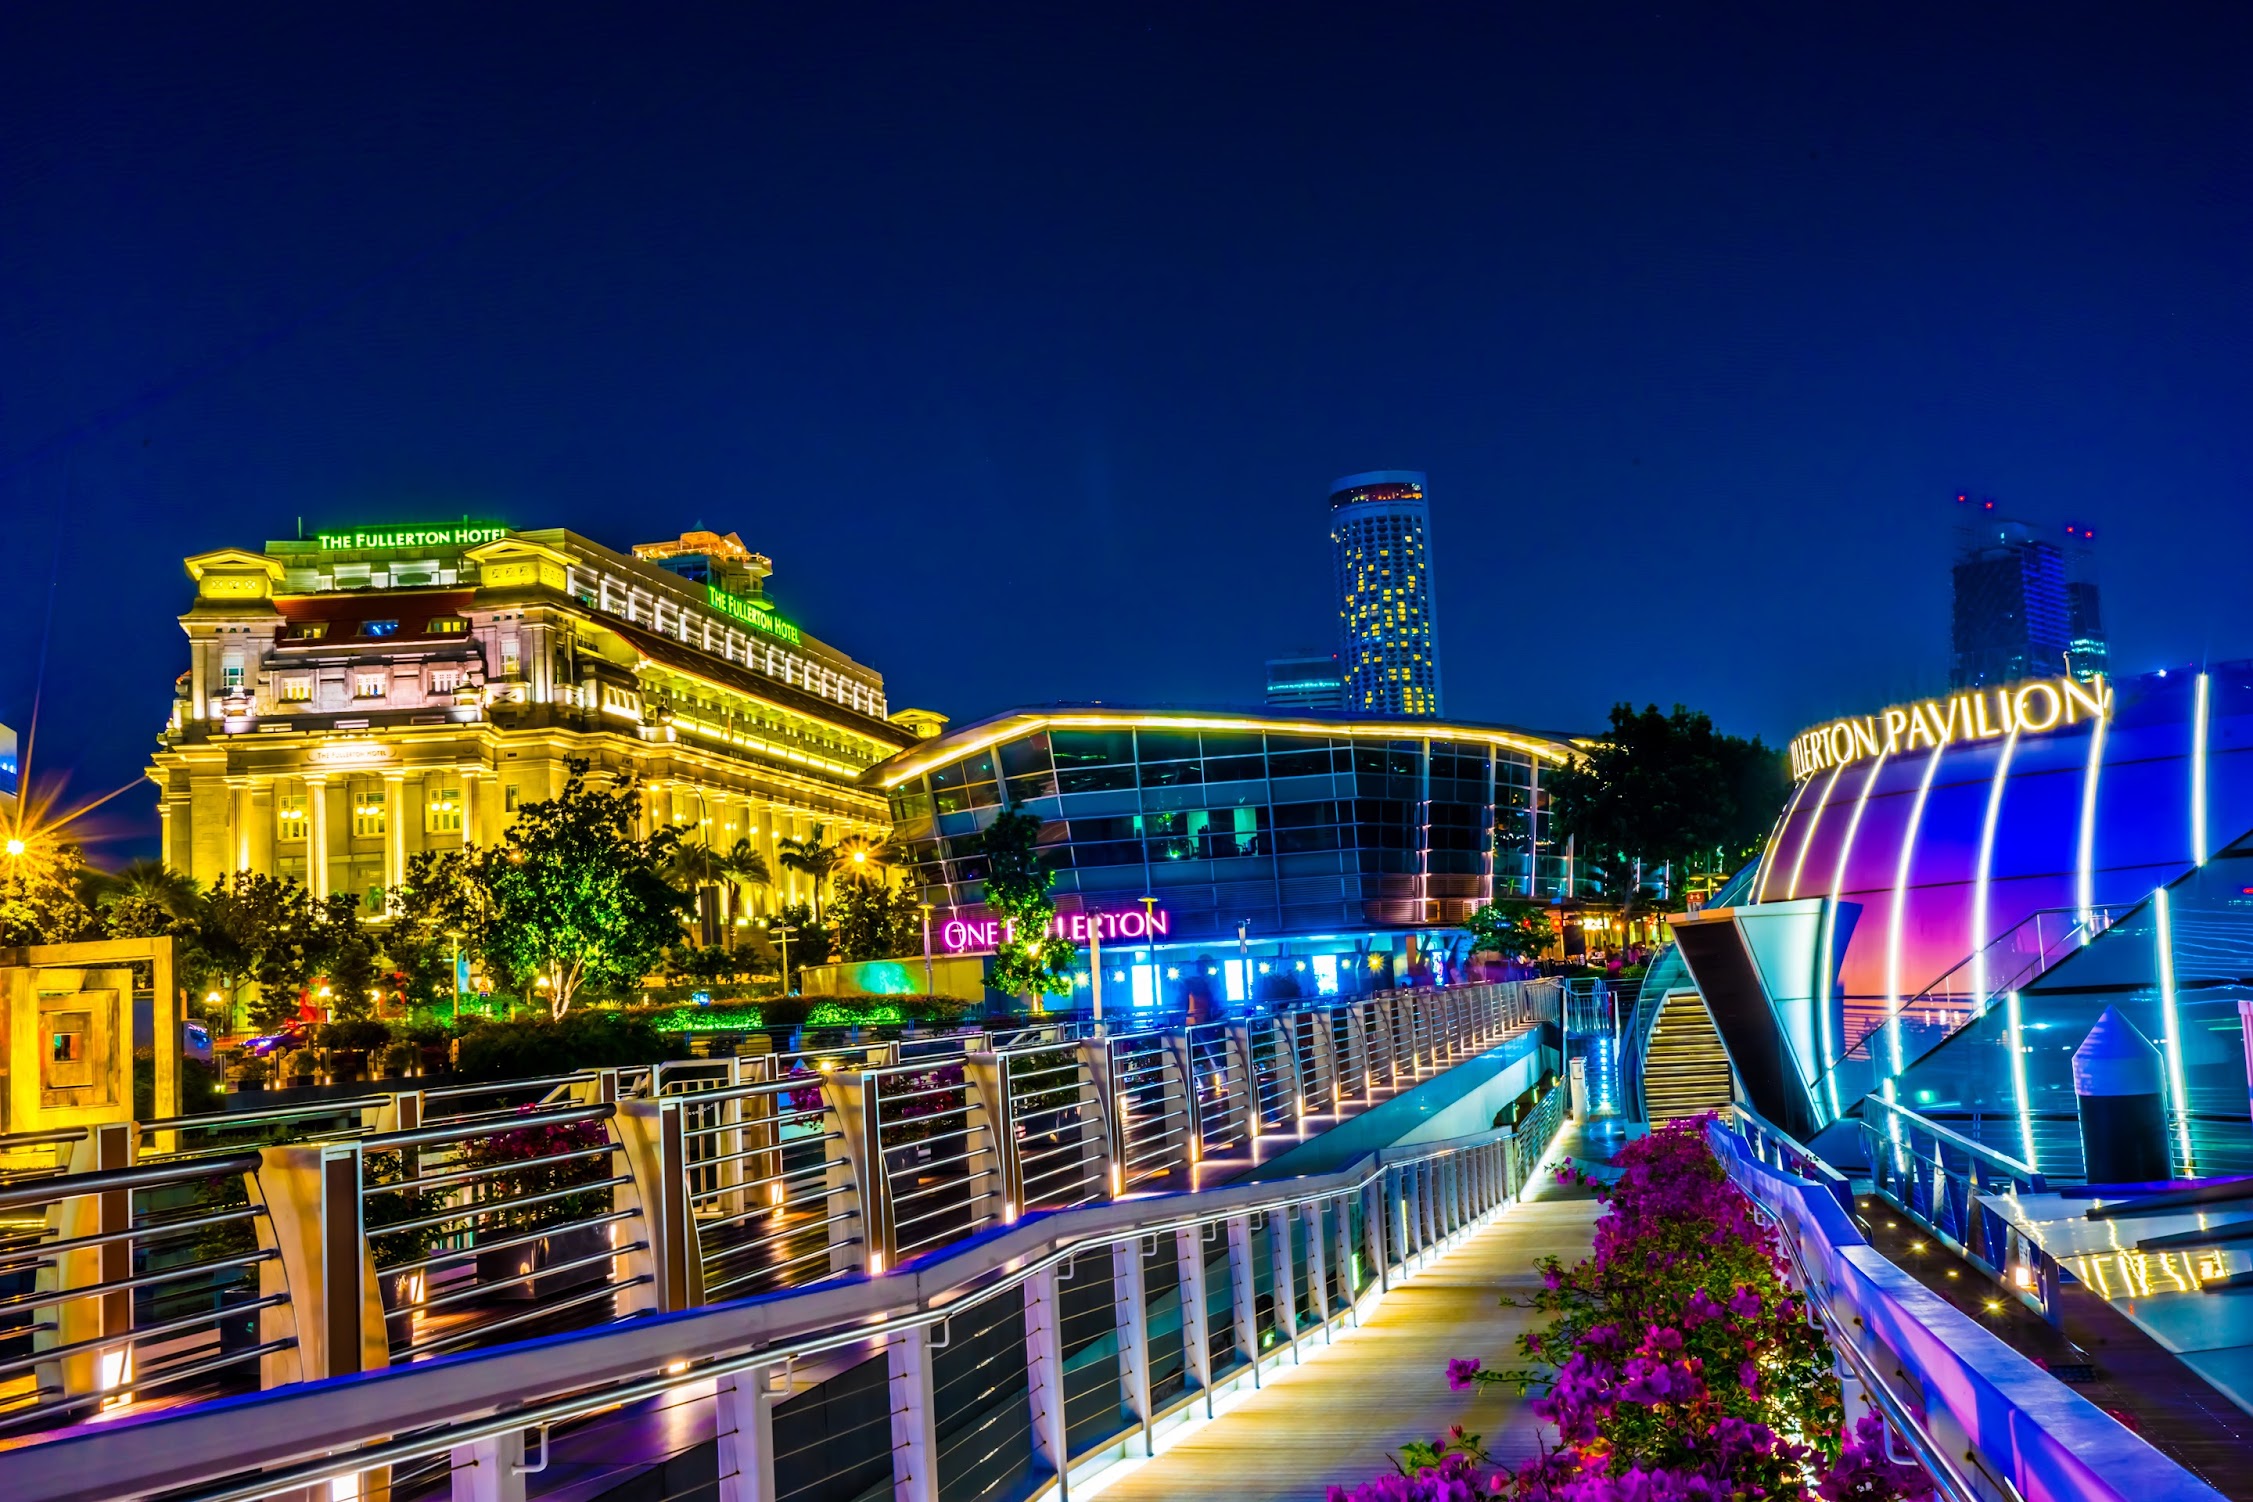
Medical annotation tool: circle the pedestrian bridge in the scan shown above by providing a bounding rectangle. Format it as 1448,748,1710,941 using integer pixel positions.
0,981,1562,1498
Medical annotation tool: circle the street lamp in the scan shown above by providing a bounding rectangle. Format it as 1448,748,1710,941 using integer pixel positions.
918,901,935,995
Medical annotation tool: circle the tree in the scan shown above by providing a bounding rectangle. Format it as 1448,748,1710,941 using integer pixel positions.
314,892,380,1021
197,873,326,1032
832,881,924,962
776,823,845,922
387,849,490,1012
665,840,733,947
82,859,201,940
0,837,96,946
720,838,772,946
1542,704,1790,900
978,810,1074,1006
473,759,687,1018
1463,899,1557,964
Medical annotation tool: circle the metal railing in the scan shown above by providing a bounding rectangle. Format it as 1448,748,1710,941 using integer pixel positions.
0,978,1549,1454
5,1077,1572,1502
1848,1095,2060,1321
1707,1116,2220,1502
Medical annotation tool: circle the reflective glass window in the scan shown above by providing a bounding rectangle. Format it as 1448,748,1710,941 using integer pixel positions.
997,732,1052,778
1051,729,1136,767
1059,763,1137,794
1140,760,1203,789
1135,729,1203,762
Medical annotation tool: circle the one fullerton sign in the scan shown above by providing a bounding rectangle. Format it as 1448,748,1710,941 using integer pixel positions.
1789,674,2111,782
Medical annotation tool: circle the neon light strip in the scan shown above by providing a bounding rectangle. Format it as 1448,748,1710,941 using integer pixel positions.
1817,752,1886,1117
1756,774,1816,902
1884,743,1947,1077
2155,886,2194,1175
874,710,1576,787
1785,763,1847,901
2076,708,2108,929
1970,731,2020,1008
2193,673,2211,866
2006,989,2036,1171
1881,1078,1906,1174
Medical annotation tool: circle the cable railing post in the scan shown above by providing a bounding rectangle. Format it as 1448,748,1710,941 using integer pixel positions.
1174,1223,1214,1411
1385,1168,1409,1284
1272,1014,1305,1129
886,1323,941,1502
1111,1238,1154,1456
1161,1029,1201,1168
1079,1036,1125,1200
964,1049,1020,1224
1334,1192,1359,1322
1345,1001,1373,1102
1225,1019,1261,1147
819,1068,880,1276
1303,1200,1331,1339
449,1429,526,1502
1268,1208,1299,1366
1021,1264,1070,1494
1225,1213,1260,1386
715,1366,778,1502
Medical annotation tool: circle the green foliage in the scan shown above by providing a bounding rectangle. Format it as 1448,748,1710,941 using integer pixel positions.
316,1018,393,1051
470,759,687,1018
84,859,202,940
776,823,845,922
831,881,923,961
773,900,833,966
1463,899,1557,962
651,1004,766,1032
978,810,1074,1002
316,892,381,1019
0,838,96,945
1543,703,1789,906
196,872,327,1032
386,849,489,1011
449,1008,685,1081
805,999,902,1026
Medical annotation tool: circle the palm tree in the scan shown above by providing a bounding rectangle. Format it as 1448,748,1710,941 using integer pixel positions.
80,858,201,937
775,823,844,922
663,841,732,946
720,838,772,949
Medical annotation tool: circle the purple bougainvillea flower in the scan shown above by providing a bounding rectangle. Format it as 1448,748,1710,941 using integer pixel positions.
1446,1357,1483,1391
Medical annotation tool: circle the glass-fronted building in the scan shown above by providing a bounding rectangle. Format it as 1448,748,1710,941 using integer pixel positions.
1331,471,1442,717
1669,662,2253,1180
870,707,1582,1004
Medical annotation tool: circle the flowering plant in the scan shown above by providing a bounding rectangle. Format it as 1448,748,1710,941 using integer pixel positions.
1328,1118,1932,1502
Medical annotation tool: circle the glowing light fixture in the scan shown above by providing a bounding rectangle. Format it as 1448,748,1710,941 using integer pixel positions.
1884,744,1946,1076
2155,885,2194,1175
2193,672,2211,865
2077,706,2108,927
2005,990,2036,1170
1970,731,2021,1006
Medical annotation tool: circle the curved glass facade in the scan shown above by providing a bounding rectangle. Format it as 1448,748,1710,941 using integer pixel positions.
873,709,1585,969
1753,664,2253,1136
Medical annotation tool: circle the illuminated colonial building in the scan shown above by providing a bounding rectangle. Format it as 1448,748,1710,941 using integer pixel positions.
148,524,938,913
1330,470,1442,717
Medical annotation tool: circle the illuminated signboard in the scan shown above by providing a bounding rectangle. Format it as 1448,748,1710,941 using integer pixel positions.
941,907,1171,954
316,523,509,551
706,584,802,646
1789,674,2110,781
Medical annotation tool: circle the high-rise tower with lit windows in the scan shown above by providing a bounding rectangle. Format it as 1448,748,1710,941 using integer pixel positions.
1330,469,1442,717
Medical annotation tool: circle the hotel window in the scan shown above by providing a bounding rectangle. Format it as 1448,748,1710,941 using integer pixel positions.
276,792,308,843
504,783,520,812
427,617,467,634
220,656,246,690
361,620,400,638
279,676,313,703
501,637,521,676
431,668,463,695
352,791,386,838
354,672,387,699
291,622,329,641
426,786,463,834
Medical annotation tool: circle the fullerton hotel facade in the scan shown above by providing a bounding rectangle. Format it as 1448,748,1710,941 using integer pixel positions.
150,524,942,912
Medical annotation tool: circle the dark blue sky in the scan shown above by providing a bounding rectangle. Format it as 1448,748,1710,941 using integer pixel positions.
7,5,2253,853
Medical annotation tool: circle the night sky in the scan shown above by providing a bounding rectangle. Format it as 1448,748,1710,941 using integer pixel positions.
7,6,2253,856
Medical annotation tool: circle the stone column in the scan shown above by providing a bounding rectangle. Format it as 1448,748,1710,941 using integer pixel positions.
227,778,253,873
248,779,275,877
305,775,330,899
382,771,406,904
459,766,481,848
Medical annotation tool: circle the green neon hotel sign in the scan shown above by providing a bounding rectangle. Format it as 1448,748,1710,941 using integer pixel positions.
707,584,802,645
316,522,510,551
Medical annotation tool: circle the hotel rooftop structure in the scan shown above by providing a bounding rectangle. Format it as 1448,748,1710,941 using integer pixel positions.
149,522,937,911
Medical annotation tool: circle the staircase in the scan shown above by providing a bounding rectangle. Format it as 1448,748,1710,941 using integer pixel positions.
1641,989,1735,1124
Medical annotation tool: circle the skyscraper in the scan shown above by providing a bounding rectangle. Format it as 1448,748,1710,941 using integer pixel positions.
1264,649,1345,711
1949,497,2108,687
1331,470,1442,716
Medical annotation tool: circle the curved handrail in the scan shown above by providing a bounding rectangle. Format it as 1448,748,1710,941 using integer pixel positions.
5,1102,1565,1502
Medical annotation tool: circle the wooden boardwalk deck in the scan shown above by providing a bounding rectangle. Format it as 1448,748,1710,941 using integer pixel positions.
1086,1158,1603,1501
